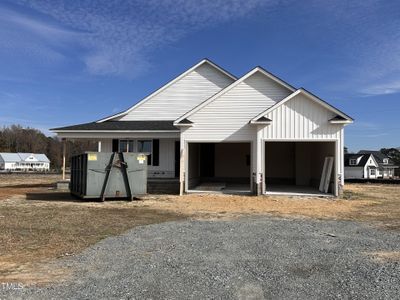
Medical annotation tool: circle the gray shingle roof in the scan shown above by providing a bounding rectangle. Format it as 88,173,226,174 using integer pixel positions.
0,153,50,163
344,154,370,167
358,150,397,167
51,121,178,131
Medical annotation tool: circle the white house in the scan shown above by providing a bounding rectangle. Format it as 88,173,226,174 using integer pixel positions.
51,59,353,196
0,153,50,172
344,151,398,179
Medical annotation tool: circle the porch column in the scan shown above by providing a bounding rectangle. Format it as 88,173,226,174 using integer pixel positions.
179,139,185,196
98,140,102,152
340,128,345,186
256,127,263,196
62,138,66,180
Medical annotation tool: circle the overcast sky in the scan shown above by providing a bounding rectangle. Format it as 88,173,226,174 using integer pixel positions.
0,0,399,151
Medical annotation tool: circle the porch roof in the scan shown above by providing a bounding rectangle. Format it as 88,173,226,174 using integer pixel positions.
51,120,179,132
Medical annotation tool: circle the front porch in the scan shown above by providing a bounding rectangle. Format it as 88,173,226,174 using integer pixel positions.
52,120,182,194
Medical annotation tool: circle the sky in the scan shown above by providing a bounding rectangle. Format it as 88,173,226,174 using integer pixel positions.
0,0,399,152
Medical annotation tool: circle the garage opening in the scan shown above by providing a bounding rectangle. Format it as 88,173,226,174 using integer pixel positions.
265,141,336,196
188,142,251,194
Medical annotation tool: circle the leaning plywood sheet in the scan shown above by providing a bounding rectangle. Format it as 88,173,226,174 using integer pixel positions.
319,157,334,193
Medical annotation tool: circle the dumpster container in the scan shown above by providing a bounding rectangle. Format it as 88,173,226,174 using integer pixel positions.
70,152,147,200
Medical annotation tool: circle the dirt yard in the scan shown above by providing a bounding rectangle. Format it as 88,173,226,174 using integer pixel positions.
0,174,399,284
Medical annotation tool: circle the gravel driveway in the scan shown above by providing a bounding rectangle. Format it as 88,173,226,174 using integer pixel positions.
3,216,400,299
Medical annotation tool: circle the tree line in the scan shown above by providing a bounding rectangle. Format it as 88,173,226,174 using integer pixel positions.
0,125,96,171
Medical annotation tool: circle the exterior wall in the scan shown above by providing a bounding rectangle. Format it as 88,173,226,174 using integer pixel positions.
183,72,292,142
259,93,345,192
99,139,112,152
261,94,341,140
363,155,378,178
118,63,234,121
344,167,364,179
99,138,178,178
181,72,292,193
2,162,50,171
148,139,176,178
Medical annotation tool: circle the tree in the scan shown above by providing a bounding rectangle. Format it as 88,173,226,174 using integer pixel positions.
380,148,400,166
0,125,96,171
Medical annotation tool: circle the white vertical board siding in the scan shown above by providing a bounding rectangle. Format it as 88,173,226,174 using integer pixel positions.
100,138,177,178
148,139,176,178
183,72,292,141
262,94,342,140
99,139,112,152
118,63,234,121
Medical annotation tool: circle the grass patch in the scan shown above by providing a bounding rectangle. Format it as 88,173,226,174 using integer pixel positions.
0,193,185,283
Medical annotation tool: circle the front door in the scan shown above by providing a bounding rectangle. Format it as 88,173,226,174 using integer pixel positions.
174,141,180,178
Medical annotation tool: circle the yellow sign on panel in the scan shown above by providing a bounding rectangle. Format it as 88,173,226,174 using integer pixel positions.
137,154,146,164
88,153,97,161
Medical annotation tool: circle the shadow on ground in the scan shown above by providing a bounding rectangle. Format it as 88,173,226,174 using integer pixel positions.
25,192,81,202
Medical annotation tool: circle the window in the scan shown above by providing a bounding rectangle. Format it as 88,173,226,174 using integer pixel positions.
383,158,389,164
370,169,376,176
119,140,134,152
349,159,357,165
138,140,152,165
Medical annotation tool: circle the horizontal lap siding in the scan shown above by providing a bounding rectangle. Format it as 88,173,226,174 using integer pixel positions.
184,72,292,141
262,94,341,140
119,64,234,121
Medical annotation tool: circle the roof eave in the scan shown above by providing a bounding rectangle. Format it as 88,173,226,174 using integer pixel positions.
52,130,180,133
249,120,272,125
329,120,353,124
173,123,193,128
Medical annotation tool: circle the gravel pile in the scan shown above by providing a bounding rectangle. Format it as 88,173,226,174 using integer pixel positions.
2,216,400,299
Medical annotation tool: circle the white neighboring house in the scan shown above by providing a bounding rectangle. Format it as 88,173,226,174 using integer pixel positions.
0,153,50,172
51,59,353,196
344,151,398,179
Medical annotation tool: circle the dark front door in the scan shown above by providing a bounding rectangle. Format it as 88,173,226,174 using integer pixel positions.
174,141,180,178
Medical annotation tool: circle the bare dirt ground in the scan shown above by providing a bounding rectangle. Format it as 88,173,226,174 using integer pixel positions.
0,173,62,187
0,174,399,285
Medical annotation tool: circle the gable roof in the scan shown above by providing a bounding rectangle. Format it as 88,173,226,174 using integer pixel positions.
344,153,375,167
51,121,178,132
97,59,237,123
0,153,50,163
251,88,353,123
358,150,397,167
174,66,296,124
0,153,21,162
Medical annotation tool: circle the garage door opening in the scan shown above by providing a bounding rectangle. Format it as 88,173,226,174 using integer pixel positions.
188,142,251,194
265,141,336,196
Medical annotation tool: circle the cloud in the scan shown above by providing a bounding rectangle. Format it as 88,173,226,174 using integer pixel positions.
360,79,400,96
12,0,270,77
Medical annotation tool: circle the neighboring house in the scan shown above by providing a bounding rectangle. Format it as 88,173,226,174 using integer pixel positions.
51,59,353,196
0,153,50,172
344,151,398,179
